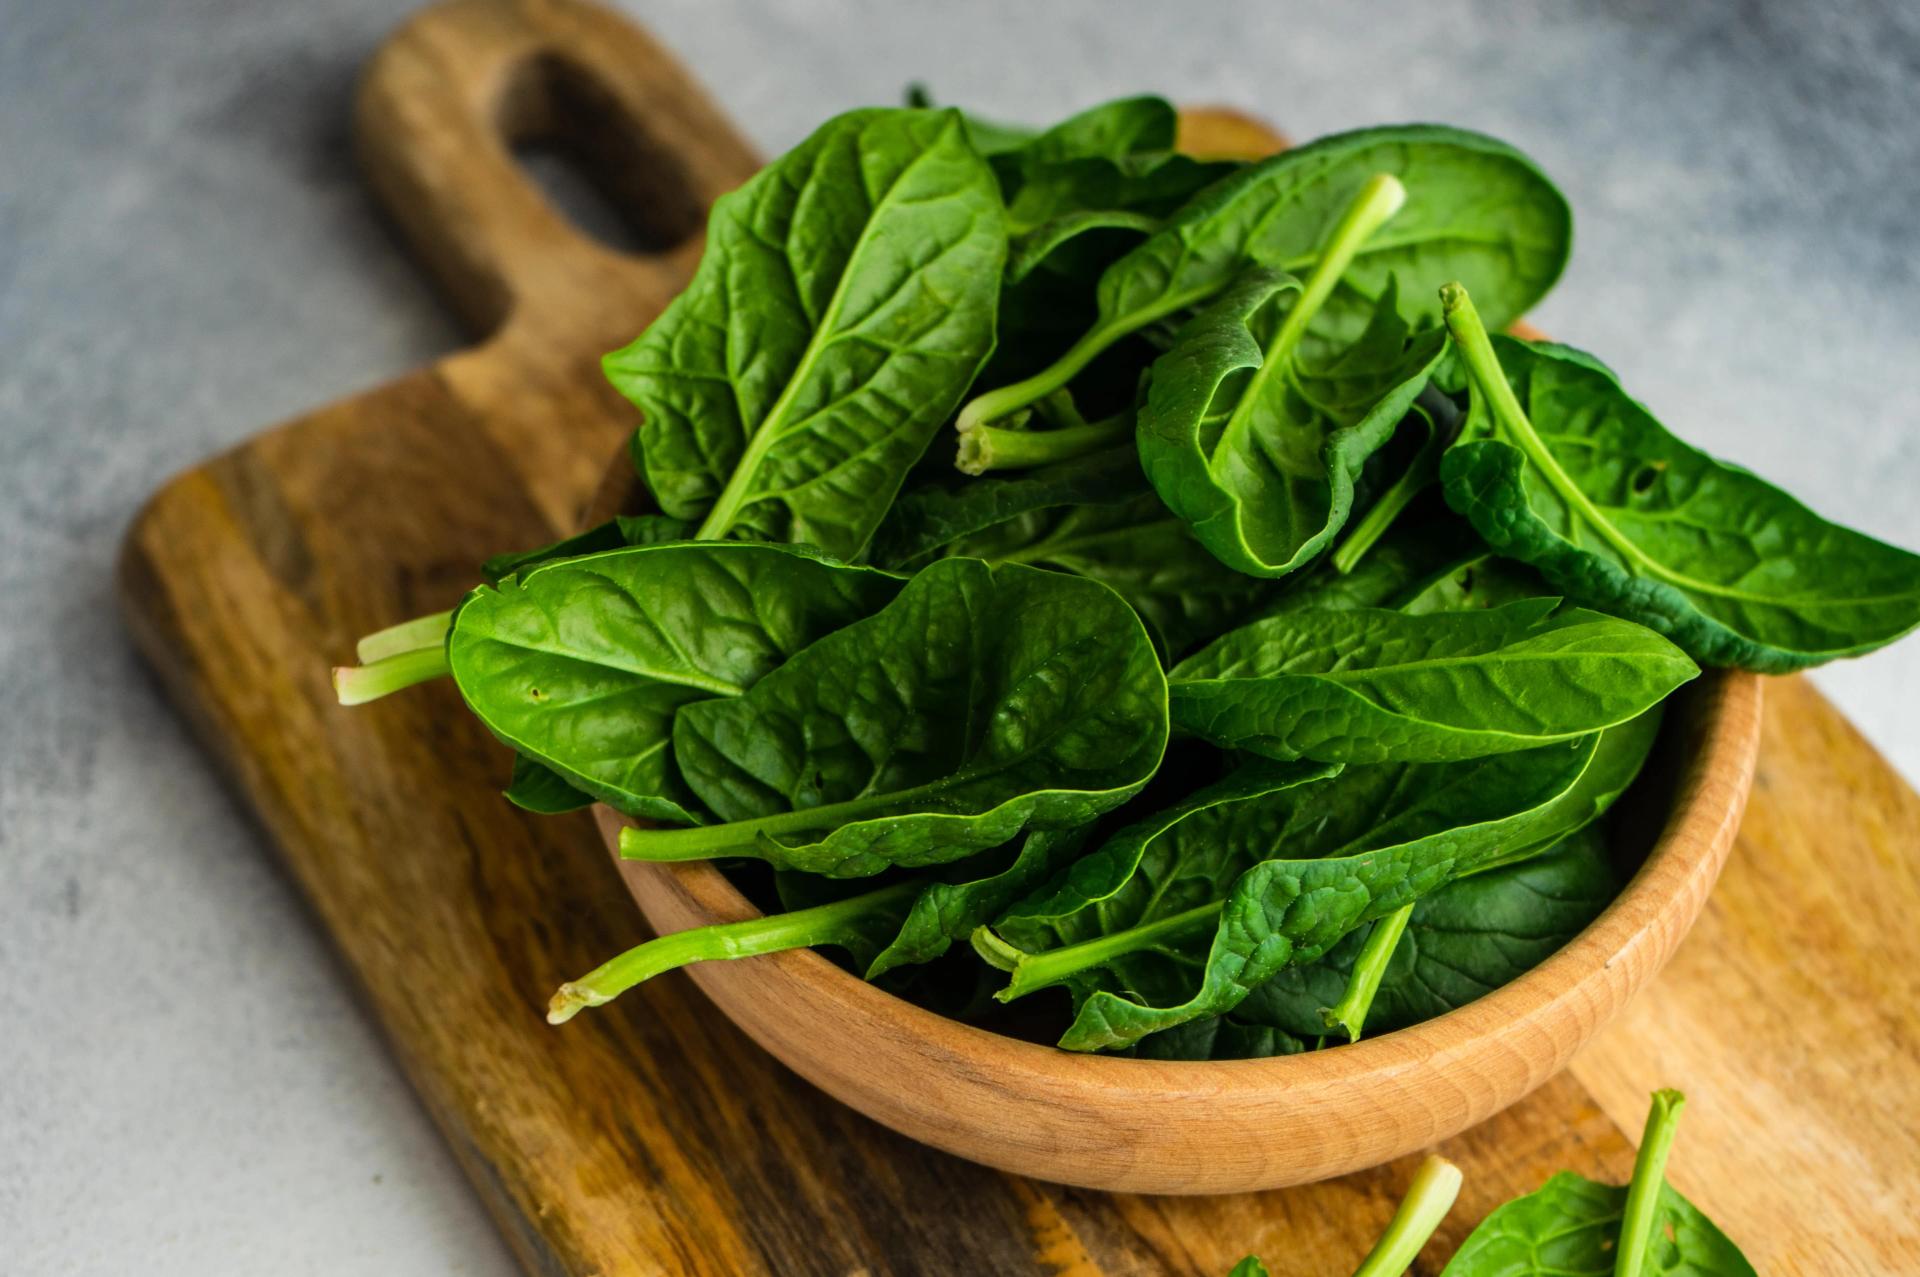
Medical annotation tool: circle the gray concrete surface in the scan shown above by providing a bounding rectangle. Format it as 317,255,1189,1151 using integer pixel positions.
3,1,1916,1271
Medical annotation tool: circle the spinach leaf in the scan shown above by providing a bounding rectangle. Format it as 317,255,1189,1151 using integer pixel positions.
1441,284,1920,670
603,108,1005,560
502,755,593,815
1260,500,1546,618
547,825,1089,1021
866,825,1091,976
1137,263,1448,576
870,445,1149,568
481,521,628,586
445,543,903,824
1231,823,1618,1041
478,514,699,587
1168,598,1697,763
878,457,1269,657
985,94,1235,241
957,123,1571,434
987,710,1657,1051
1440,1091,1754,1277
621,558,1168,877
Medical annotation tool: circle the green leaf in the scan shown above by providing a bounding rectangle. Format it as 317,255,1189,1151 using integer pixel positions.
623,558,1169,877
1261,501,1547,618
502,755,594,814
870,445,1149,569
1225,1259,1271,1277
479,514,700,587
1232,824,1619,1040
958,123,1571,433
445,543,903,823
603,108,1006,560
1168,598,1697,763
1440,288,1920,670
866,825,1091,977
1138,268,1447,576
876,446,1272,658
989,711,1657,1051
481,521,629,586
1438,1173,1754,1276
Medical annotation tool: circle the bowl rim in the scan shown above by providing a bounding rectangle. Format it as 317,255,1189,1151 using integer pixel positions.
602,668,1762,1096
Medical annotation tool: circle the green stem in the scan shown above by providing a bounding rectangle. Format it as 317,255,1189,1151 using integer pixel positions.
332,645,451,705
1614,1089,1687,1277
1269,174,1406,371
1440,283,1531,435
955,414,1131,475
955,323,1123,434
969,925,1024,972
1321,903,1413,1043
354,609,454,664
1350,1154,1463,1277
987,901,1223,1002
1214,174,1406,470
547,880,922,1024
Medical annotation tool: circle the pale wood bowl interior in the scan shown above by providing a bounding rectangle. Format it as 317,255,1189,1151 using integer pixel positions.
578,450,1763,1195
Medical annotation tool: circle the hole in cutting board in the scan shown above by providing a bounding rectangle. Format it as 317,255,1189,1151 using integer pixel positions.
499,53,706,257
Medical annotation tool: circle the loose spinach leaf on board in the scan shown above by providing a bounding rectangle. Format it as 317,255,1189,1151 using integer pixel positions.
547,825,1090,1022
603,107,1006,560
987,710,1657,1051
875,448,1273,657
445,543,903,824
1138,266,1448,577
957,123,1572,434
1441,285,1920,671
1439,1092,1754,1277
619,558,1168,877
1167,598,1696,763
1440,1173,1754,1277
1230,823,1618,1042
502,754,594,815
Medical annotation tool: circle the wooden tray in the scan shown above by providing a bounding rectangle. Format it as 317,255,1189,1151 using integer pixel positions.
117,1,1919,1271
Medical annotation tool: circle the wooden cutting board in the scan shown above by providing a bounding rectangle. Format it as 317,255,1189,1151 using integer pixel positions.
117,1,1919,1272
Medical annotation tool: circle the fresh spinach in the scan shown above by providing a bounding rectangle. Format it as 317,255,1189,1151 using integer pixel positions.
547,824,1088,1021
1439,1090,1754,1276
985,711,1655,1051
620,557,1168,876
874,448,1272,656
1441,284,1920,670
445,543,903,823
956,124,1571,437
1167,598,1697,763
1227,823,1618,1042
502,754,593,815
1261,501,1548,618
603,108,1006,560
1134,191,1448,577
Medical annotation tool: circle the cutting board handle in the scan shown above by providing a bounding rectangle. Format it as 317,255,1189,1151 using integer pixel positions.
353,0,757,342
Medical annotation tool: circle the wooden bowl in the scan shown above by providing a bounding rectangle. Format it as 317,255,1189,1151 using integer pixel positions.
591,672,1758,1194
572,106,1760,1197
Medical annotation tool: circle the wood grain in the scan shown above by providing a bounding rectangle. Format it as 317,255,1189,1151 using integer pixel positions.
115,0,1918,1271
